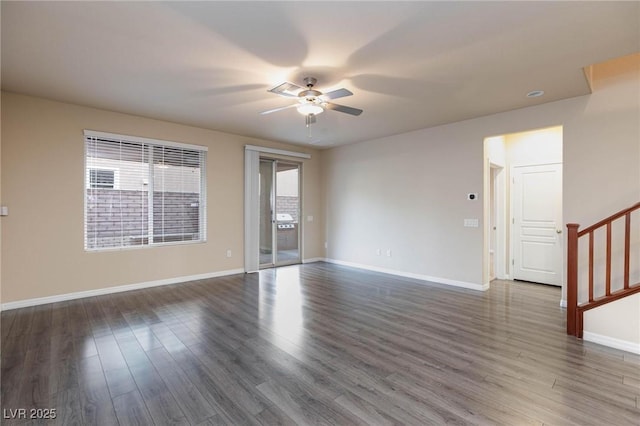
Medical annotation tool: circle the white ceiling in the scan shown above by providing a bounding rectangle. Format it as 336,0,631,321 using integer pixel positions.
2,2,638,148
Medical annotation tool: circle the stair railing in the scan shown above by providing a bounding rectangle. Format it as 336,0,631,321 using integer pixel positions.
566,202,640,337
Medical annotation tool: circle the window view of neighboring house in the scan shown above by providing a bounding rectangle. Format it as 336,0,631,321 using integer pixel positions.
89,168,116,189
84,133,207,250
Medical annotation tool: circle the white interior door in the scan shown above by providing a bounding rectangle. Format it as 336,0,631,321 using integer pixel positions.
512,163,562,286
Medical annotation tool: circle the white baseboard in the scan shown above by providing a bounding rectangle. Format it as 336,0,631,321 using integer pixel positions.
583,331,640,355
324,258,488,291
0,268,245,311
1,259,487,311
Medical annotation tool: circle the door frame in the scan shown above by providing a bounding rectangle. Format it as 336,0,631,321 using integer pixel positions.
489,163,507,281
259,158,276,268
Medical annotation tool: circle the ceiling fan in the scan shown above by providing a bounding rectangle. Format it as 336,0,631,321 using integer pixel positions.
261,77,363,126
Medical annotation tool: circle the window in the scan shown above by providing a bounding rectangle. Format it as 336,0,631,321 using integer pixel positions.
84,130,207,250
89,169,116,189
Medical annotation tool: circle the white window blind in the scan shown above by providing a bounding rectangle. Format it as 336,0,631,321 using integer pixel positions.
84,131,207,250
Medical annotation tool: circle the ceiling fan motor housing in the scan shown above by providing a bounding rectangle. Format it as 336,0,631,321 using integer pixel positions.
299,89,322,99
303,77,317,88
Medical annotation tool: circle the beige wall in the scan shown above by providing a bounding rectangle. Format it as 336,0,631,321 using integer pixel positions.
322,59,639,344
1,92,324,303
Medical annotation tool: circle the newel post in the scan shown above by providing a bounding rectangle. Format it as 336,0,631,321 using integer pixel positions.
566,223,580,336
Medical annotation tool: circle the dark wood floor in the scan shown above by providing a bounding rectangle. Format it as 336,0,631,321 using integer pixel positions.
2,262,639,425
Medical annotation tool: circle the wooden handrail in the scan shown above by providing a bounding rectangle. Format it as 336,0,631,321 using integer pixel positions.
577,202,640,236
566,202,640,337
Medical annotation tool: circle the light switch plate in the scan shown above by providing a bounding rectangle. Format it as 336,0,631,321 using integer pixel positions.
464,218,479,227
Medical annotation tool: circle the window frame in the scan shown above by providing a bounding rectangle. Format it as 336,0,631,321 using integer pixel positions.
84,130,207,252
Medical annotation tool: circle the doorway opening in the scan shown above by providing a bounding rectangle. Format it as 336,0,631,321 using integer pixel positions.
483,126,564,289
489,164,505,282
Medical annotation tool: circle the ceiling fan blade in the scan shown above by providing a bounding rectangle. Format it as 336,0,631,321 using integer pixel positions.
324,102,363,116
322,88,353,100
260,103,298,115
267,81,303,97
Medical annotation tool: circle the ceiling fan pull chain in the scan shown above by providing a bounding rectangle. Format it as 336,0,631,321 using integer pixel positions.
305,115,314,138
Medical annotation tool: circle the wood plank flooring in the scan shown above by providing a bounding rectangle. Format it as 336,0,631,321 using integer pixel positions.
2,262,639,425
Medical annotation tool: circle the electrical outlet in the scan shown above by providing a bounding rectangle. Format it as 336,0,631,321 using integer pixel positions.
226,249,232,258
386,249,392,257
376,248,381,256
324,241,328,249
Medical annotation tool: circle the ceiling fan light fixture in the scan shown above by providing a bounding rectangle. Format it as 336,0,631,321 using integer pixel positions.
297,103,324,116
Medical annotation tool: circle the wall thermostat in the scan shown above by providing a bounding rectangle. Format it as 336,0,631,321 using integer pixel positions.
467,193,478,201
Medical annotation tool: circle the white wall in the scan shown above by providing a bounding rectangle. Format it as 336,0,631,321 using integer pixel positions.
486,136,506,167
506,126,563,166
322,59,639,346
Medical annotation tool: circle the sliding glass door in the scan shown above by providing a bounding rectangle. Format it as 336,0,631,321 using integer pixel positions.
259,159,301,268
259,159,275,266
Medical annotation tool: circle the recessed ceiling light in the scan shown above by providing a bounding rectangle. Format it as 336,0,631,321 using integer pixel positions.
526,90,545,98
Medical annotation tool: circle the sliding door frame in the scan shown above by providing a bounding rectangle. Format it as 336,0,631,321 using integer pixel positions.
244,145,310,273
